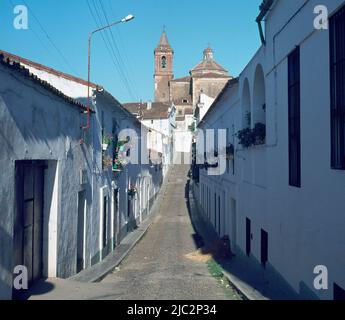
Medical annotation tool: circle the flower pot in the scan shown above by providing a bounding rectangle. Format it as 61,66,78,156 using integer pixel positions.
113,163,123,172
102,143,108,151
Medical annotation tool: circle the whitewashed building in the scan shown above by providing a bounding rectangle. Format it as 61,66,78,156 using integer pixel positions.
123,101,175,169
193,0,345,300
194,92,215,126
0,51,168,299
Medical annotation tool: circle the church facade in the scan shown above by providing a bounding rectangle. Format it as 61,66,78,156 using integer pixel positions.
154,31,233,123
124,31,232,157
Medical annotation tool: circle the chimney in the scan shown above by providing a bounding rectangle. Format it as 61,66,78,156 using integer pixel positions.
147,101,152,110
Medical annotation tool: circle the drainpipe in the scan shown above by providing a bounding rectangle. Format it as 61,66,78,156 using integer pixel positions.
256,0,274,45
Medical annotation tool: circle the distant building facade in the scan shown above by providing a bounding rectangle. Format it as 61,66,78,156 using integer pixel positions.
154,31,232,123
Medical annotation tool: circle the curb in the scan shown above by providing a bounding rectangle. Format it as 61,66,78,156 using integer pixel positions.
188,179,255,301
221,269,261,301
93,220,153,283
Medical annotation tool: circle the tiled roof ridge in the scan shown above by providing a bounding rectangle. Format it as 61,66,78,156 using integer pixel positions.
191,59,228,73
123,101,171,120
0,53,88,111
170,76,191,82
0,49,99,89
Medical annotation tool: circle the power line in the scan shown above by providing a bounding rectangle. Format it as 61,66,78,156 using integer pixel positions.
92,0,138,101
7,0,63,67
97,0,139,100
21,0,75,73
87,0,137,101
86,0,129,98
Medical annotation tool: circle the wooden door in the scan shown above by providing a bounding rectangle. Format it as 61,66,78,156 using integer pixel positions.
13,161,44,294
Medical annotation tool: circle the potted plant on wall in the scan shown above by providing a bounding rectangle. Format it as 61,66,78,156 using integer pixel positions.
102,133,114,151
113,158,124,172
237,123,266,149
253,123,266,145
237,127,254,148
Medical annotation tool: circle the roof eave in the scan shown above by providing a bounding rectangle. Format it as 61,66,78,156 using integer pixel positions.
256,0,274,22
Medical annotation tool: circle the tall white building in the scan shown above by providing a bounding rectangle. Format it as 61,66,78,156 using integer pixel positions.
193,0,345,300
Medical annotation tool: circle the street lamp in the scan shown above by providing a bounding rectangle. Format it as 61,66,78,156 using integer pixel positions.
82,14,135,132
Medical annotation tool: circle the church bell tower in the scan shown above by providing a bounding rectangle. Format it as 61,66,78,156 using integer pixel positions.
154,31,174,103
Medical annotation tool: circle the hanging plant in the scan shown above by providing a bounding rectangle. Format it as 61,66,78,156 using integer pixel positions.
237,123,266,148
237,128,254,148
102,133,114,150
113,158,124,172
253,123,266,145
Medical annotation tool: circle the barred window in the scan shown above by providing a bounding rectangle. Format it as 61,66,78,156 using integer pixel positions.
288,47,301,187
330,5,345,169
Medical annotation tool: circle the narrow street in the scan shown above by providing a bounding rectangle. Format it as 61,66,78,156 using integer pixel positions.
27,165,240,300
98,165,239,300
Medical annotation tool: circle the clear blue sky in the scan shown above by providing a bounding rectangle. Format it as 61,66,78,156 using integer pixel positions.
0,0,262,103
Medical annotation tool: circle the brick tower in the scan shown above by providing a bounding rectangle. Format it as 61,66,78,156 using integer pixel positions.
154,31,174,103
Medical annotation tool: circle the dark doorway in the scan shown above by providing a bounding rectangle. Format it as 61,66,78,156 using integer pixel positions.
13,161,45,296
218,196,221,235
113,188,119,248
103,195,109,255
261,229,268,268
334,283,345,300
246,218,251,256
214,193,216,230
77,190,86,273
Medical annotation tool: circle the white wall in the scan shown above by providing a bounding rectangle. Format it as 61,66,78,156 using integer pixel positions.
0,59,170,299
0,64,92,298
142,118,170,137
196,93,215,124
195,0,345,300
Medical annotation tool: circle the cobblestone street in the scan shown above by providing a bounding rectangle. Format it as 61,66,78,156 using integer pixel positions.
25,165,241,300
98,165,240,300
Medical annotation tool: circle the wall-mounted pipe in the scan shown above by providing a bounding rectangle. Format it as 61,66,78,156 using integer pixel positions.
256,0,274,45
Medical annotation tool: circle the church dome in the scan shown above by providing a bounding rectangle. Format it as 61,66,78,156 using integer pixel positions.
190,47,229,77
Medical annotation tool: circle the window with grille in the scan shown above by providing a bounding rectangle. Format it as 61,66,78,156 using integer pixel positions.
330,5,345,169
288,47,301,187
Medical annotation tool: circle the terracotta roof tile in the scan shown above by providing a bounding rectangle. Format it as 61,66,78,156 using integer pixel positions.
192,73,232,79
155,31,173,52
170,76,191,83
184,107,194,115
191,59,227,73
123,102,171,120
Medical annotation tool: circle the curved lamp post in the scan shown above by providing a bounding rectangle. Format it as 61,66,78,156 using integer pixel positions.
82,14,135,132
